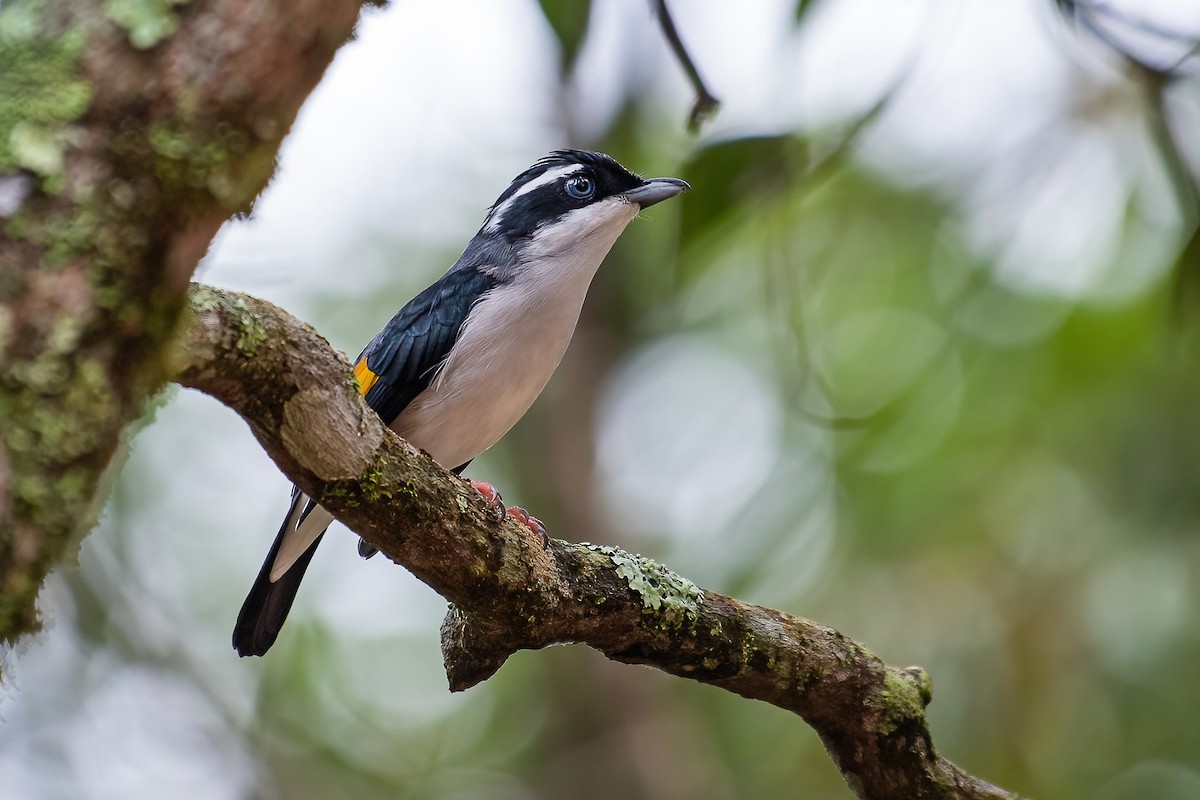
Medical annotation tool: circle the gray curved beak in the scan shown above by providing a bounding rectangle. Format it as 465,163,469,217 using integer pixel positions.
623,177,690,208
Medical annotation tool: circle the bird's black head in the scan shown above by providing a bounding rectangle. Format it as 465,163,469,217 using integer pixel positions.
484,149,686,242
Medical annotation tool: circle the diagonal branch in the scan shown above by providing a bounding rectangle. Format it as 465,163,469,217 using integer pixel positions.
176,283,1019,800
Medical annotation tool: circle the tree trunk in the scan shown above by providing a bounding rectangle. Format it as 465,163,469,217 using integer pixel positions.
0,0,367,643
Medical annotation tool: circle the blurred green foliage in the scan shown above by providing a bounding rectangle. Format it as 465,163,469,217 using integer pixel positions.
538,0,590,73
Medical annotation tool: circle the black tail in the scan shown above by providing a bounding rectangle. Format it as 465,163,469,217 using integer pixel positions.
233,493,325,657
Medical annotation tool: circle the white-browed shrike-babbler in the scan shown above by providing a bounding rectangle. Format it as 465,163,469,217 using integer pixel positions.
234,149,689,657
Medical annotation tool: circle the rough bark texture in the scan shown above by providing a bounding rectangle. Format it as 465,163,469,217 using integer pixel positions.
177,283,1021,800
0,0,369,642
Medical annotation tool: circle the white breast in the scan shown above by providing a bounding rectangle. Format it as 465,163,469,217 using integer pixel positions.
394,197,639,469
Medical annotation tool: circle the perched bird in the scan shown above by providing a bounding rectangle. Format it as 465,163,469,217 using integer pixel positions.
233,149,689,657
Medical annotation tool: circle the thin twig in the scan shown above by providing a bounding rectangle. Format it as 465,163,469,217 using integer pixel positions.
653,0,720,132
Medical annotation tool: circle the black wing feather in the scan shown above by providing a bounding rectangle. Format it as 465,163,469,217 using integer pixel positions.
360,265,498,424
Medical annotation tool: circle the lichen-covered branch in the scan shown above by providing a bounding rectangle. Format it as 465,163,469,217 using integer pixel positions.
0,0,370,644
176,283,1020,800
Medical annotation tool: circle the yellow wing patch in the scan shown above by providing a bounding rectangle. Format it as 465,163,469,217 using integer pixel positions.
353,357,379,396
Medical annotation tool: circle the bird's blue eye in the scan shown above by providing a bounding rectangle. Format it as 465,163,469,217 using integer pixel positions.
564,175,595,200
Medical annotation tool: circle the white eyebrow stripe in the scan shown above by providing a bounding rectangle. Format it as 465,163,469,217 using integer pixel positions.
487,164,582,231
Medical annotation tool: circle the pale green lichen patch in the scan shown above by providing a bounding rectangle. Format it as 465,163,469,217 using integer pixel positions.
876,668,927,737
150,119,272,211
0,5,91,177
9,120,72,176
186,282,223,315
105,0,191,50
582,543,704,629
234,312,267,355
199,287,266,354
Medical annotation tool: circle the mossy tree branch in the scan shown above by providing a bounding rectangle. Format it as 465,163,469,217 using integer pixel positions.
177,283,1020,800
0,0,370,643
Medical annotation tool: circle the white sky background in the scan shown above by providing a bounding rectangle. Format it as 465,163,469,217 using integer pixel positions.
3,0,1199,797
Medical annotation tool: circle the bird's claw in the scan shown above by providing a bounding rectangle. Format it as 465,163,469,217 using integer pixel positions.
470,479,506,520
469,480,547,545
507,505,548,546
